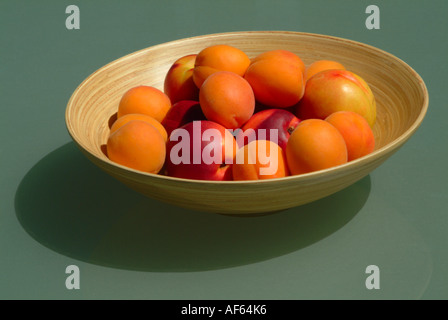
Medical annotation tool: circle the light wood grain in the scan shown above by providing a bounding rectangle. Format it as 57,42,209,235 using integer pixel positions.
66,31,428,214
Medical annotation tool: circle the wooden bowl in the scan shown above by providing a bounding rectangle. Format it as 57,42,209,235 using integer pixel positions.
65,31,428,214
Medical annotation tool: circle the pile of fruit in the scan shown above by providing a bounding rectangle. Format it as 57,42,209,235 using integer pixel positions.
106,44,376,181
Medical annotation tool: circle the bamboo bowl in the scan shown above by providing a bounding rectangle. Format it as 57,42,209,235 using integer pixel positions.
66,31,428,214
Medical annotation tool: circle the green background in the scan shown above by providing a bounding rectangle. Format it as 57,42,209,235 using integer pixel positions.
1,0,446,299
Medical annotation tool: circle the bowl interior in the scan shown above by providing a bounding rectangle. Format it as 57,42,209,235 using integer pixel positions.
66,31,428,213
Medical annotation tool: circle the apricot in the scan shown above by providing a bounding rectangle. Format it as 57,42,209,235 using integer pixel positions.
325,111,375,161
110,113,168,142
297,69,376,127
305,60,345,82
244,49,305,108
117,86,172,122
286,119,347,175
199,71,255,129
250,49,306,74
233,140,288,180
107,120,166,174
193,44,250,88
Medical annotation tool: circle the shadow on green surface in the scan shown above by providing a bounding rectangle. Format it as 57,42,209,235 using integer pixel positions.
15,142,371,272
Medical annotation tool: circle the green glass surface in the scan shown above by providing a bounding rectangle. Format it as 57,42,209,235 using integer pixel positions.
1,0,446,299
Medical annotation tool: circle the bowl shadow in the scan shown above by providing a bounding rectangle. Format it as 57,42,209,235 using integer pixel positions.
15,142,371,272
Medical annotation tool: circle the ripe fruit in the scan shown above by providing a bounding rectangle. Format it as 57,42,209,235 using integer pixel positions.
161,100,206,138
164,54,199,103
110,113,168,142
325,111,375,161
165,120,238,181
232,140,288,180
244,49,305,108
297,69,376,127
236,109,300,151
105,44,379,182
305,60,345,82
107,120,166,173
250,49,306,75
286,119,347,175
193,44,250,88
199,71,255,129
117,86,172,122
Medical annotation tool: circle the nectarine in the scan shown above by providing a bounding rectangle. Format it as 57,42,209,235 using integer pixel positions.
165,120,238,181
297,69,376,127
161,100,206,138
164,54,199,103
236,109,300,151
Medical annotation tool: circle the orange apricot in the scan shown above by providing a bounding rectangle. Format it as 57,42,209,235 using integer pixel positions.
109,113,168,142
325,111,375,161
199,71,255,129
107,120,166,174
233,140,288,180
305,60,345,82
117,86,172,122
286,119,347,175
193,44,250,88
250,49,305,75
244,50,305,108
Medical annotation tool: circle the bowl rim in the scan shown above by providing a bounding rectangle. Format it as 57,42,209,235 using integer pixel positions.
66,30,429,186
